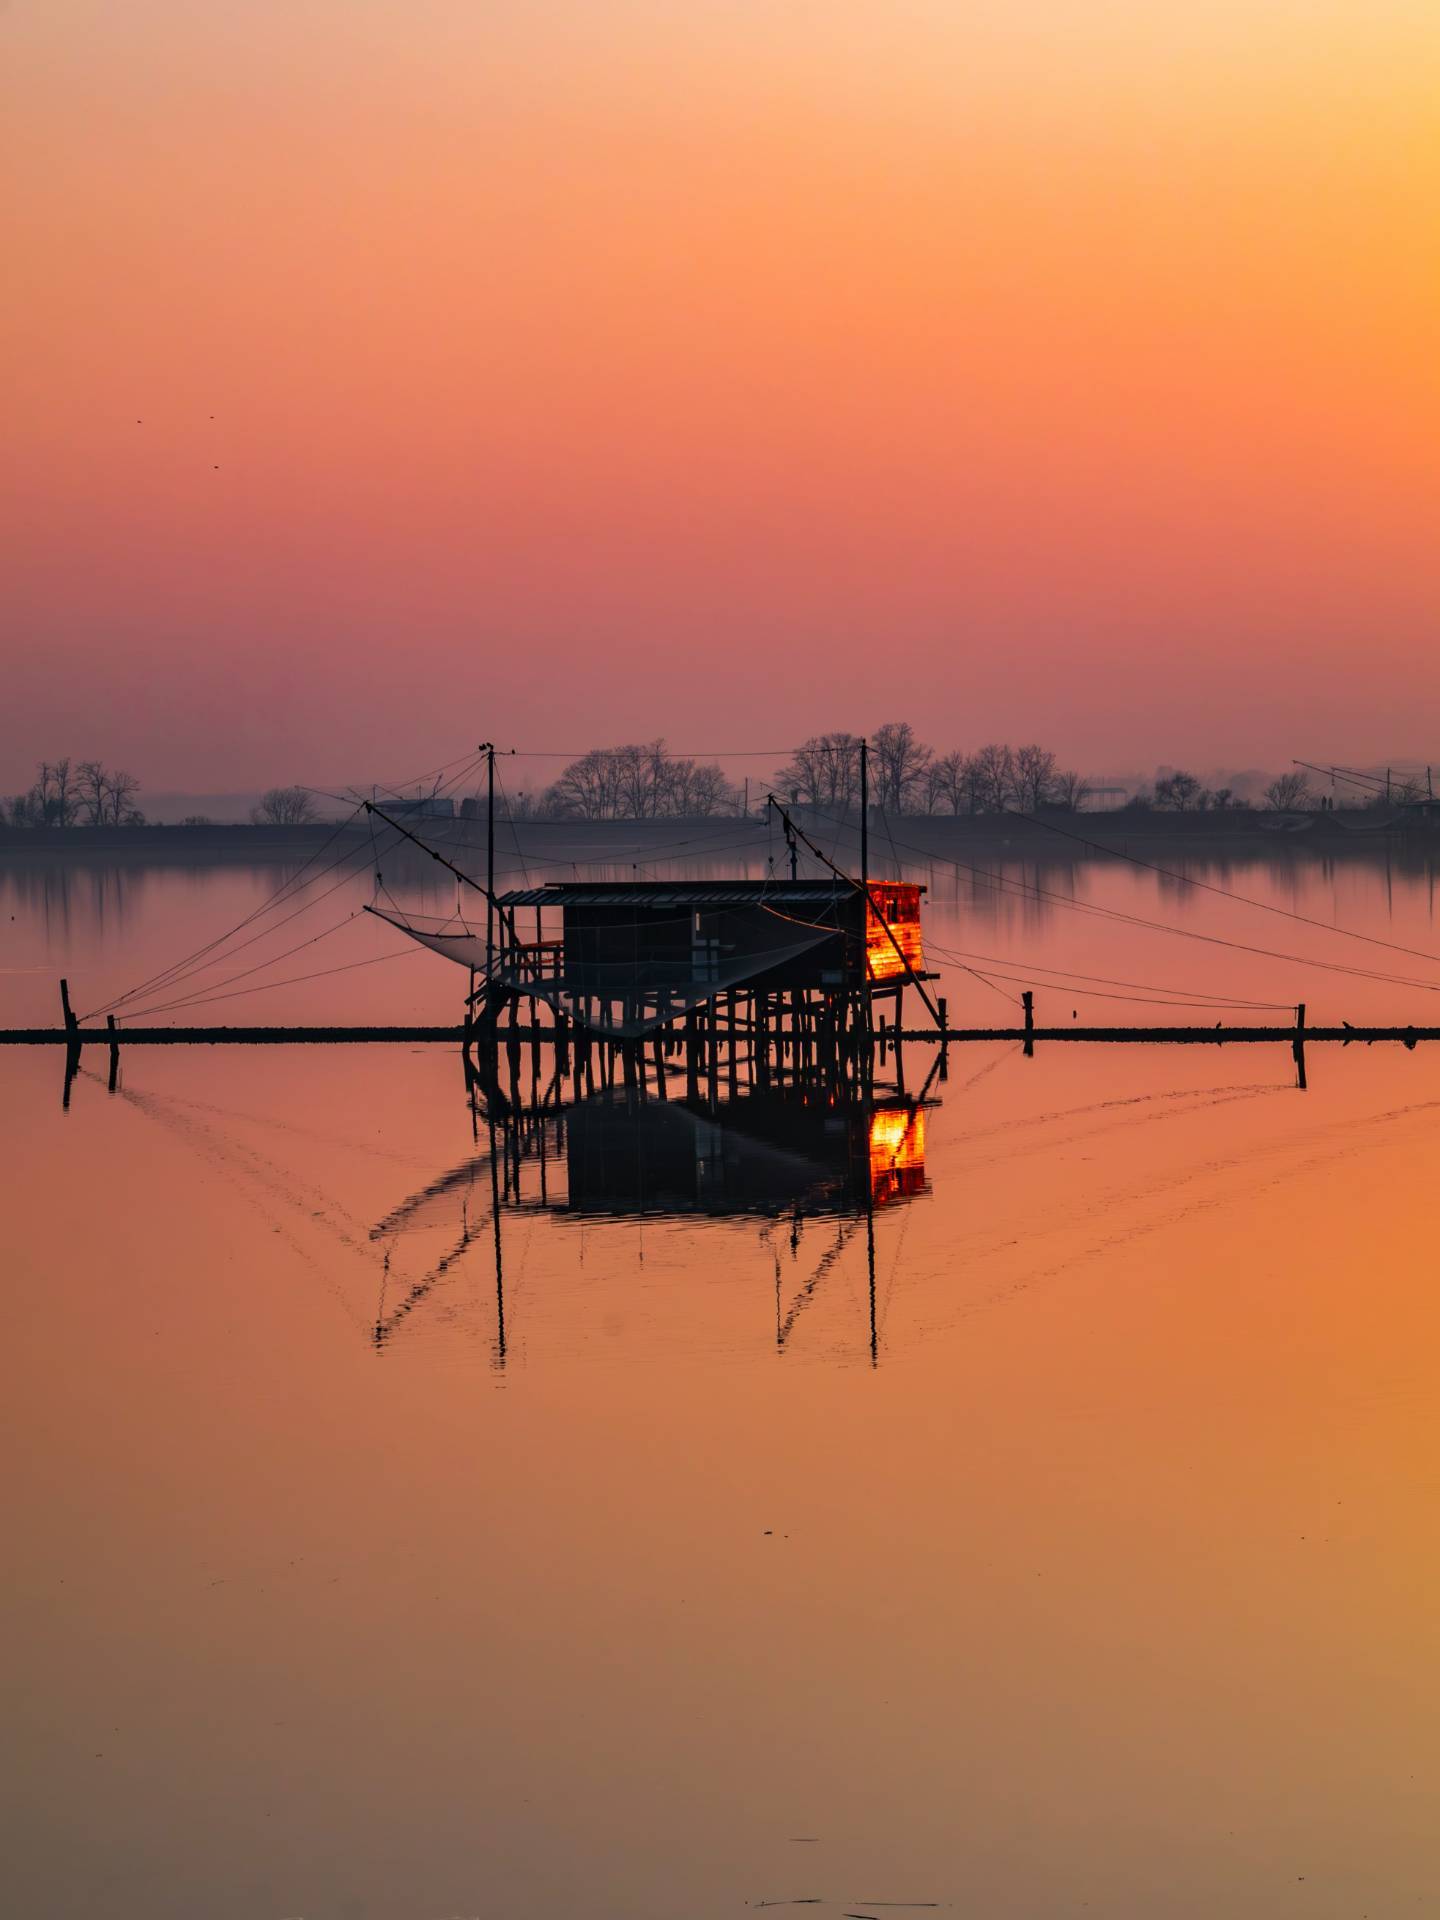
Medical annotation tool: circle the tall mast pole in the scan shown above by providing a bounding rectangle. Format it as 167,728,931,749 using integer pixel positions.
859,736,868,893
859,736,870,1051
485,742,496,973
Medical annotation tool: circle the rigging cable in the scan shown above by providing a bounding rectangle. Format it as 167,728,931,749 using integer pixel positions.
83,802,368,1018
1003,804,1440,971
799,805,1440,997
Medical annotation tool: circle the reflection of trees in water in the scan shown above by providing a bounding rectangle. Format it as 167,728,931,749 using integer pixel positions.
0,859,148,943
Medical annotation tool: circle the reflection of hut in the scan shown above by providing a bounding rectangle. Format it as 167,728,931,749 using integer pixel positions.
867,1104,927,1207
549,1087,929,1219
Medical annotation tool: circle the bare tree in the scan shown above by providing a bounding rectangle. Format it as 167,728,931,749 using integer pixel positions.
615,741,668,819
1153,770,1206,811
870,722,932,814
545,743,736,819
1009,744,1059,811
7,760,81,826
1052,770,1091,811
922,751,966,815
77,760,109,825
774,733,861,813
967,743,1014,813
48,758,77,826
550,749,622,819
74,760,144,825
1263,771,1312,812
102,769,143,824
252,785,318,826
666,758,737,816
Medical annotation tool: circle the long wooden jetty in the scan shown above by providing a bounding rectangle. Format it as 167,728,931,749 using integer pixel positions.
1,1025,468,1045
7,1023,1440,1047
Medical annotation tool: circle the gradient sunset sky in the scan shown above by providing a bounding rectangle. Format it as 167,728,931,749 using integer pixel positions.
4,1,1436,789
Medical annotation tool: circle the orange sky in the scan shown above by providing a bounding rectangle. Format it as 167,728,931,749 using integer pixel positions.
3,1,1436,789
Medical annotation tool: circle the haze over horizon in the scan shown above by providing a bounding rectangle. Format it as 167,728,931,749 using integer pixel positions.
5,1,1436,790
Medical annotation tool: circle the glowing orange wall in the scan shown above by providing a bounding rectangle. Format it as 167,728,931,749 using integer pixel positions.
866,884,926,983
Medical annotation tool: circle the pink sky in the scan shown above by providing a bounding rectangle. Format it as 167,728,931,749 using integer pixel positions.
3,1,1436,790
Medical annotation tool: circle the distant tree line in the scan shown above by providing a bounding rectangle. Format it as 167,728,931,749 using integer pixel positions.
251,786,318,825
1126,769,1345,812
774,726,1088,816
4,758,143,827
1,764,324,829
505,742,740,820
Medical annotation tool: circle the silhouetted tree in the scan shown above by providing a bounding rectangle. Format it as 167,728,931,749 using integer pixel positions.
5,759,86,826
1154,770,1206,811
968,744,1015,813
1263,772,1312,811
921,750,966,814
870,722,932,813
76,760,143,825
1010,744,1059,811
546,743,737,819
252,786,318,825
774,733,861,813
1052,770,1091,810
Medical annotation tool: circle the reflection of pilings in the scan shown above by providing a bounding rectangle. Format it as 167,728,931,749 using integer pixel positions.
488,1115,506,1366
777,1219,859,1346
866,1199,877,1368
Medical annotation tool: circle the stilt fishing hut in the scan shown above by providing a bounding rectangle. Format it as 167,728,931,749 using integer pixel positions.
371,876,932,1048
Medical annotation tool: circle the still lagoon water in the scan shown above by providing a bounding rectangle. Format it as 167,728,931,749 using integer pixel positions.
5,840,1440,1917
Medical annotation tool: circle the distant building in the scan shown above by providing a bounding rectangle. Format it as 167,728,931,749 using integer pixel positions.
386,795,455,820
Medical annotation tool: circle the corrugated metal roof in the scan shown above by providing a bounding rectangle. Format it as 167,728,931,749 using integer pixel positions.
496,883,851,908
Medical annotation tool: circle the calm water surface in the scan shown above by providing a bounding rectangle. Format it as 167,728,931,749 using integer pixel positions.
5,845,1440,1917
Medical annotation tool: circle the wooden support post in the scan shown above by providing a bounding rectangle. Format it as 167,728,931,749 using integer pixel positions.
1022,989,1035,1058
1294,1002,1307,1090
106,1014,119,1093
60,978,80,1108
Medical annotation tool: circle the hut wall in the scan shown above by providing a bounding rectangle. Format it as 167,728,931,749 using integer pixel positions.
865,882,926,982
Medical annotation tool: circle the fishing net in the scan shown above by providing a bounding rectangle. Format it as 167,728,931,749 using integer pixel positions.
366,903,837,1039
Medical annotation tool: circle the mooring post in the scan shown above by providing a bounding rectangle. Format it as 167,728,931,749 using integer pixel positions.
1294,1001,1307,1091
106,1014,119,1093
60,978,81,1108
1022,989,1035,1058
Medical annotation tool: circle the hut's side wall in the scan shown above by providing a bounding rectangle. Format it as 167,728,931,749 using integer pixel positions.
865,882,925,981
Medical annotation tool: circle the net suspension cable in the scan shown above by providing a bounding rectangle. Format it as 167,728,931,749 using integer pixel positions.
801,804,1440,998
84,748,486,1022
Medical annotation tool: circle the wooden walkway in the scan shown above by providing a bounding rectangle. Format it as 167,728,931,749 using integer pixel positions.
3,1023,1439,1047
